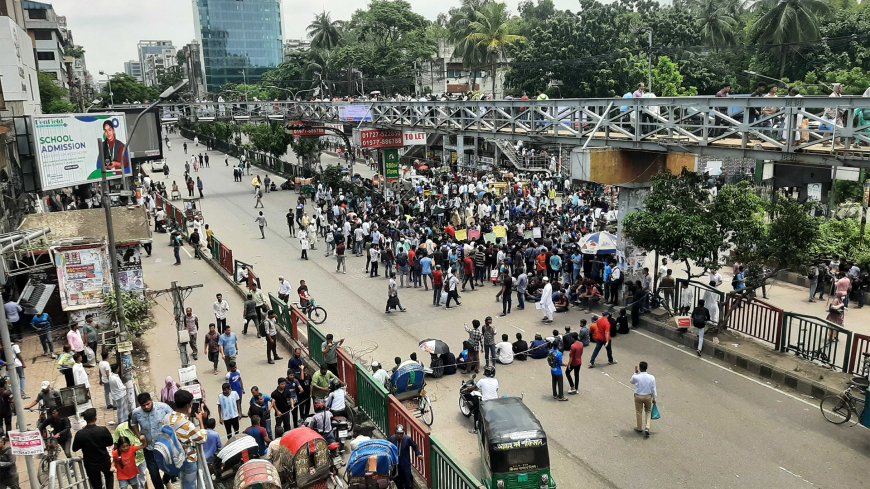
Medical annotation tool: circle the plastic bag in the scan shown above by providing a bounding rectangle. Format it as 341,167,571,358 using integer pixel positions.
439,291,448,305
651,403,661,420
84,346,95,365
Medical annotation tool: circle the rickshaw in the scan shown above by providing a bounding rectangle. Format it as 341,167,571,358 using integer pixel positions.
269,427,345,489
388,361,434,426
214,435,262,488
234,459,282,489
344,439,398,489
477,397,556,489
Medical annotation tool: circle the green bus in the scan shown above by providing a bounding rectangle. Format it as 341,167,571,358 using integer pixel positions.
477,397,556,489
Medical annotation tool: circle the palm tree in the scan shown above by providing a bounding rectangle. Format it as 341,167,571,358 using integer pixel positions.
464,2,526,99
697,0,738,47
447,1,488,94
307,11,342,51
748,0,830,77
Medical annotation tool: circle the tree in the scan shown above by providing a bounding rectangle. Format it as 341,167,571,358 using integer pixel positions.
652,56,697,96
749,0,830,77
38,72,76,113
242,122,294,159
447,1,489,93
465,2,526,98
696,0,738,47
308,11,343,51
103,73,159,104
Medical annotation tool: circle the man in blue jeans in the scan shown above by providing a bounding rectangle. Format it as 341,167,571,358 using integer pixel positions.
130,393,174,489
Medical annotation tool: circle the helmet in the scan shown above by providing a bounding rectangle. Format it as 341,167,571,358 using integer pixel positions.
329,378,342,391
484,365,496,378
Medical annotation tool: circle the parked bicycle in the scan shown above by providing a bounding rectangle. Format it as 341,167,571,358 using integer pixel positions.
819,363,868,425
37,425,61,486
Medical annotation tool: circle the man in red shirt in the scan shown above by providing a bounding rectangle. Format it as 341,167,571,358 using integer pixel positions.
588,312,617,368
462,255,476,291
567,332,583,394
432,266,444,306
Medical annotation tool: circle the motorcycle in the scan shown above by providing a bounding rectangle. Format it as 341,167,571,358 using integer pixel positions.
458,374,479,419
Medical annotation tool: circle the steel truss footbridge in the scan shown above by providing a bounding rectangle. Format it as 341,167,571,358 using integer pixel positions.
154,96,870,167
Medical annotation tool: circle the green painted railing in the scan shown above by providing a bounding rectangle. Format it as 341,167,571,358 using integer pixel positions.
210,236,220,261
354,361,390,434
308,322,326,366
269,293,294,338
430,435,484,489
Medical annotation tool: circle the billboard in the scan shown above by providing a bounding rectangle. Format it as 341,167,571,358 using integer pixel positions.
360,128,403,149
32,113,132,190
338,104,373,122
53,244,109,311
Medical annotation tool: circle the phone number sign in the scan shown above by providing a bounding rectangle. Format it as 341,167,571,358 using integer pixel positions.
360,129,403,149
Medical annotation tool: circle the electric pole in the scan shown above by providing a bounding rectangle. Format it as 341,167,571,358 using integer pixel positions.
151,281,203,368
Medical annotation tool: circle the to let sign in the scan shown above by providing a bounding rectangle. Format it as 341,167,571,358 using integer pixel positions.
360,129,403,149
403,131,427,146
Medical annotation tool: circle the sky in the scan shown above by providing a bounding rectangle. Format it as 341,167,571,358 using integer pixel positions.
50,0,586,78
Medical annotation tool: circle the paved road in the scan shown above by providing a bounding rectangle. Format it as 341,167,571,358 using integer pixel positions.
142,134,870,489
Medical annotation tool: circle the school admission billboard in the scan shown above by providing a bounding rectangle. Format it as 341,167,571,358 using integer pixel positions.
31,113,132,191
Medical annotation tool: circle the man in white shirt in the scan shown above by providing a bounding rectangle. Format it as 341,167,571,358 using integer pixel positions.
278,276,292,303
371,362,389,387
494,334,514,365
98,351,114,409
213,293,230,330
630,361,658,438
475,367,499,401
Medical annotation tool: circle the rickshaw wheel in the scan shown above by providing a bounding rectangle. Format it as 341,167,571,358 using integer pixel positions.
419,396,434,426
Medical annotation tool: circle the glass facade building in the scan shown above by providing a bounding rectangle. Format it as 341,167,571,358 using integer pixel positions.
193,0,283,94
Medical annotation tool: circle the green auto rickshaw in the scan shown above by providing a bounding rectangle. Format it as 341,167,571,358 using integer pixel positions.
477,397,556,489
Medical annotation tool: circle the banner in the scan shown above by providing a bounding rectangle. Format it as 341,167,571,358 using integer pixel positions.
384,148,400,182
403,131,427,146
360,129,403,149
455,229,468,241
32,113,131,191
338,104,373,122
493,226,507,239
9,430,44,456
53,245,109,311
288,123,326,137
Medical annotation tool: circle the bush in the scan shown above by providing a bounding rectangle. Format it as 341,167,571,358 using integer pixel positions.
103,291,152,337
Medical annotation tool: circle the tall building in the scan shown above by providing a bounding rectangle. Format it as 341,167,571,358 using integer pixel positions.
124,60,141,79
180,40,206,101
137,40,176,87
22,1,69,88
192,0,284,94
57,15,94,109
0,0,41,116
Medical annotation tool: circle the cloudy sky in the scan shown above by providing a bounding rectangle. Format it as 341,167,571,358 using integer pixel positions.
50,0,585,77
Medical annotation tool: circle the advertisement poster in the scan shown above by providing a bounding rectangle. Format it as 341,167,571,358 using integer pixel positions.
32,113,131,191
403,131,427,145
116,245,144,295
360,129,403,149
9,430,45,456
338,104,373,122
53,245,109,311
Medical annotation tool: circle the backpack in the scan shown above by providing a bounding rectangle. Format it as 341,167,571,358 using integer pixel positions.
153,418,187,477
546,350,557,368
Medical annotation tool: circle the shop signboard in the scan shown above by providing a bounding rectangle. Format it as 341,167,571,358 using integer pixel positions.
31,113,131,191
384,149,400,182
360,129,403,149
403,131,427,145
338,104,373,122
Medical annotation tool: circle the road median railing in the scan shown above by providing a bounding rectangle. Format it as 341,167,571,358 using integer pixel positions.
847,332,870,377
430,435,484,489
780,312,852,371
337,348,358,401
723,294,784,350
676,279,724,319
307,322,326,367
355,362,390,434
388,394,431,486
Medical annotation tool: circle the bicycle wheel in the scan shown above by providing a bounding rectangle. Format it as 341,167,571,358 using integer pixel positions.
308,306,328,324
419,396,434,426
820,395,852,424
37,456,52,486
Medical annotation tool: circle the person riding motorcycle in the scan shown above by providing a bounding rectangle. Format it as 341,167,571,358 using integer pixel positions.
463,365,499,434
325,379,347,419
306,401,335,443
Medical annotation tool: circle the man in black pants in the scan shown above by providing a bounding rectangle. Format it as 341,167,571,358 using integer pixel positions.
72,408,114,489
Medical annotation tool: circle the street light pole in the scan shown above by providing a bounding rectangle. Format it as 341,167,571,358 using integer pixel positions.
99,71,114,107
647,30,653,92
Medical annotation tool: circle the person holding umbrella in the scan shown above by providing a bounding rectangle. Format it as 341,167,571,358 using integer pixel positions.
419,339,450,378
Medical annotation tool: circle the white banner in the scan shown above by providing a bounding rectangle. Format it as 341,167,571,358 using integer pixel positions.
32,113,131,191
9,430,45,456
178,365,198,384
403,131,427,146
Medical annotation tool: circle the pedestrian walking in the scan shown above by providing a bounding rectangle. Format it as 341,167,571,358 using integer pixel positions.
335,241,347,273
31,311,55,358
630,361,658,438
298,229,309,260
218,382,241,437
213,293,229,330
254,188,263,208
499,272,512,316
588,312,617,368
108,365,129,425
204,154,210,167
385,274,407,313
263,311,282,364
183,142,187,154
171,232,182,265
98,351,114,409
72,408,114,489
196,177,203,198
389,425,422,489
538,277,555,323
369,245,380,276
218,325,239,371
691,300,711,357
183,308,199,360
445,271,461,308
189,228,202,260
204,323,221,374
255,212,267,239
130,393,174,489
547,342,568,401
286,209,296,236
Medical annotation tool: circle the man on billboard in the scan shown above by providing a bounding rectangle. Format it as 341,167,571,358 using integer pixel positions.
101,120,129,173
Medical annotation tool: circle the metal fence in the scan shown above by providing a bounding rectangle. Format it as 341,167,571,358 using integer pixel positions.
307,322,326,367
723,295,785,350
355,362,390,433
48,458,90,489
847,332,870,377
780,312,852,371
389,394,431,486
337,348,358,401
430,435,485,489
676,279,725,324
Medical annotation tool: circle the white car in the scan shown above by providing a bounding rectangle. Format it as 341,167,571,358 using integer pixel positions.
150,160,167,172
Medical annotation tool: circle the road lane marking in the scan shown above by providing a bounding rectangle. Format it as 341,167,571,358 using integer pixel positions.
779,466,815,485
183,247,192,258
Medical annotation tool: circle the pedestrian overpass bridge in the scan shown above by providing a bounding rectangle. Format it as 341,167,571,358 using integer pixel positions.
156,96,870,168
